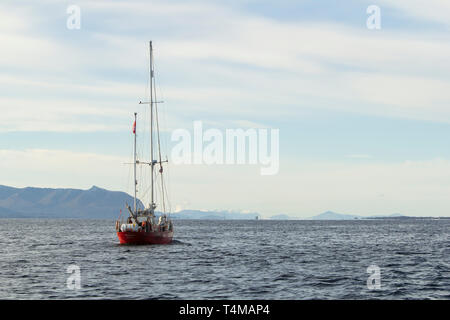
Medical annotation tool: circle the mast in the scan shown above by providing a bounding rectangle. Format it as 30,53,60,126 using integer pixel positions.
149,41,154,210
139,41,168,214
133,112,137,213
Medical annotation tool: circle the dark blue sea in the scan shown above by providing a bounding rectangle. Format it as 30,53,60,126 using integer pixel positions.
0,219,448,299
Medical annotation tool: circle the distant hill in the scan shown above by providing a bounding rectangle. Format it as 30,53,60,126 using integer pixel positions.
0,185,143,219
171,209,260,220
0,185,262,220
310,211,360,220
269,214,296,220
309,211,409,220
1,185,445,220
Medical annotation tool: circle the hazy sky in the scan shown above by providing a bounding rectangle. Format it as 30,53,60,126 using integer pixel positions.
1,0,450,217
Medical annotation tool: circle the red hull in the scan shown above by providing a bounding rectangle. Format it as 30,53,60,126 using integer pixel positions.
117,230,173,245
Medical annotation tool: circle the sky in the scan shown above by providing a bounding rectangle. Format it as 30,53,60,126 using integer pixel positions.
1,0,450,217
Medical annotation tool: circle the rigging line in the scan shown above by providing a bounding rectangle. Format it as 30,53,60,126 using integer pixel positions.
163,153,172,215
161,169,171,215
156,74,169,151
153,56,167,214
140,46,150,173
159,110,171,214
152,56,171,214
141,181,150,204
160,96,172,215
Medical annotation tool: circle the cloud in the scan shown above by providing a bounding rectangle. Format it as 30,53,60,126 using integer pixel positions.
0,148,130,190
346,154,372,159
167,158,450,217
379,0,450,28
1,1,450,217
2,0,450,133
0,97,131,132
2,147,450,217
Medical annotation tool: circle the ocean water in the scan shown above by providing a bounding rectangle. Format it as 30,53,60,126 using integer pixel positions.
0,219,448,299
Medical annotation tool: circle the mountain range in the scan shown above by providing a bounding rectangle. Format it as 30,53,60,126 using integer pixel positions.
308,211,405,220
0,185,262,219
0,185,142,219
0,185,418,220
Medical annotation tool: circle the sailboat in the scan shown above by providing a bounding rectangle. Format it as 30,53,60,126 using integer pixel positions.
115,41,174,245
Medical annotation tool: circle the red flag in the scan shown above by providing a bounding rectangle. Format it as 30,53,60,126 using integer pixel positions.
132,121,136,134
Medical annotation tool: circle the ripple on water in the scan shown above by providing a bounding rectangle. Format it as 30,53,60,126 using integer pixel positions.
0,219,448,299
